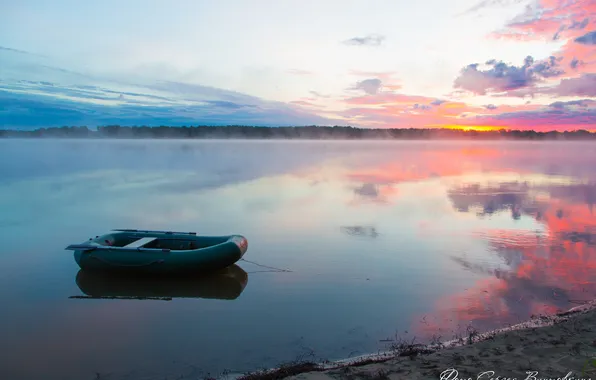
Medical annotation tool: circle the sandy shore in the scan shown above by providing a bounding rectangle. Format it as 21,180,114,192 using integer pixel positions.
239,301,596,380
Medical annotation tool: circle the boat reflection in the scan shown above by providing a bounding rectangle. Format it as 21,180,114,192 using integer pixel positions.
71,264,248,301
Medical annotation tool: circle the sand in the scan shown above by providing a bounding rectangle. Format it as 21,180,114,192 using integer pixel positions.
240,302,596,380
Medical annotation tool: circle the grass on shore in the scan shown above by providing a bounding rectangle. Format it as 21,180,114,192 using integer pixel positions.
233,304,596,380
233,326,485,380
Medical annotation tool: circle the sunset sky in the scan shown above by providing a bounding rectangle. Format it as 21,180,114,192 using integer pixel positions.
1,0,595,131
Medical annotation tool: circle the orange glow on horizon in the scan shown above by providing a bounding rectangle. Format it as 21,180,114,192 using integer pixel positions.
426,125,596,133
434,124,504,132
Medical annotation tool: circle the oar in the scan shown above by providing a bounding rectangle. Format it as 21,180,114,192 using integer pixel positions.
65,244,98,252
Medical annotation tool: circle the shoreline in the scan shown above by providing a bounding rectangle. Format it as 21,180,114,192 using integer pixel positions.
2,126,596,141
234,300,596,380
3,136,596,142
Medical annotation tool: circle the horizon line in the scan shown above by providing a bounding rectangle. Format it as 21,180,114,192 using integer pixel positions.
2,125,596,134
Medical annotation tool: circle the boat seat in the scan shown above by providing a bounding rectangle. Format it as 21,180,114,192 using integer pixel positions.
124,237,157,248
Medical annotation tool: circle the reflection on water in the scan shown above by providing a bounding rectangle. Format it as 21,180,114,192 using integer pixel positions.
1,139,596,379
415,173,596,339
340,225,379,238
72,264,248,301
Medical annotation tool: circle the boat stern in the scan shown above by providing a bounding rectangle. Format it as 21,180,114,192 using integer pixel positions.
229,235,248,258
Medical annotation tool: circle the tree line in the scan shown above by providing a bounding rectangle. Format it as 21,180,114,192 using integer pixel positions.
1,125,595,140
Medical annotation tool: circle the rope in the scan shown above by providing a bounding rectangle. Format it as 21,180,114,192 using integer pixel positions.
239,258,293,272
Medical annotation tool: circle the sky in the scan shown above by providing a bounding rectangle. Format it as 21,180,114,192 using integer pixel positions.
0,0,595,131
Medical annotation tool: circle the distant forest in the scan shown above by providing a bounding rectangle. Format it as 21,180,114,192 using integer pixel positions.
1,125,596,140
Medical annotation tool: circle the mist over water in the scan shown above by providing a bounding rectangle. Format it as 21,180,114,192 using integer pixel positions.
1,139,595,380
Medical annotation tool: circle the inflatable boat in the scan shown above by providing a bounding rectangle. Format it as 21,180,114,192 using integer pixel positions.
65,228,248,275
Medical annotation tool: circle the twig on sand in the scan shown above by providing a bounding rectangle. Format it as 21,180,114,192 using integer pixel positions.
568,299,591,305
237,362,321,380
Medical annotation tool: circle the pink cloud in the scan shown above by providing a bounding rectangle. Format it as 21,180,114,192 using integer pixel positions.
487,31,543,41
546,73,596,96
492,0,594,41
336,9,596,134
507,17,564,38
383,84,403,91
488,0,596,73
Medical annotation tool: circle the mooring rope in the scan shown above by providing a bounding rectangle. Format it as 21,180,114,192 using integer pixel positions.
239,258,293,272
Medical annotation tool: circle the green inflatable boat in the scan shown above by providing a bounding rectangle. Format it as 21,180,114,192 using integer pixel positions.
65,228,248,275
71,264,248,300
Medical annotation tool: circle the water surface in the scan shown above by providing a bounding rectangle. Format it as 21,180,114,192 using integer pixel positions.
1,139,595,379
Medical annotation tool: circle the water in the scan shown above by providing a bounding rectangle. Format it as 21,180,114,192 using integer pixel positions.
1,139,595,380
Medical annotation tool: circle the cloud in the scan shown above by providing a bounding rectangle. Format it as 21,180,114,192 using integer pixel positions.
349,70,398,82
0,48,339,130
342,34,385,47
340,225,379,238
351,78,383,95
570,58,582,69
575,30,596,45
554,18,589,40
549,99,596,109
7,43,360,129
353,183,379,198
460,0,527,15
337,60,593,131
0,89,339,129
339,89,595,131
461,98,596,130
545,73,596,97
289,100,322,108
487,0,596,74
473,103,596,130
345,92,436,106
489,0,592,41
204,100,254,109
0,46,32,55
348,71,401,93
0,46,344,130
309,91,330,98
453,56,564,95
413,103,432,111
287,69,314,75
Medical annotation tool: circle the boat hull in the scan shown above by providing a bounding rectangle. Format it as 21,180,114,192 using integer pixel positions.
69,231,248,275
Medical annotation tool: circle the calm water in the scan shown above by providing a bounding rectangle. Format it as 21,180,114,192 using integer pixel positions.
1,139,596,379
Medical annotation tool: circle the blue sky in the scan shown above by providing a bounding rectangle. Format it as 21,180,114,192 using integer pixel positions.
1,0,595,130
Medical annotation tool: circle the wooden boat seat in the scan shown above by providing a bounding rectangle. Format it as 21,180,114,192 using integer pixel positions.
123,237,157,248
